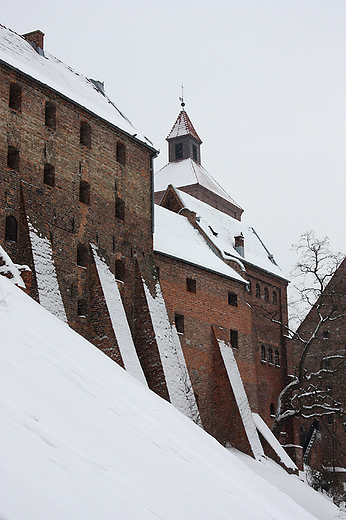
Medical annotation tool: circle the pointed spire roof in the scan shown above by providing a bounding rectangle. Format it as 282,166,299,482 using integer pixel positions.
166,110,202,144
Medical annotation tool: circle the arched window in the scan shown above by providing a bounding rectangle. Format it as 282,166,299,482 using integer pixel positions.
261,345,266,363
77,244,89,267
80,121,91,147
275,349,280,367
264,287,269,300
268,347,273,364
5,215,18,242
7,146,19,171
270,403,275,417
255,283,260,298
9,83,22,111
116,141,126,165
45,101,56,129
115,258,125,281
273,291,277,304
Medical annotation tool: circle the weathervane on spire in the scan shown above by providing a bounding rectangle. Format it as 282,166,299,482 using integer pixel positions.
179,83,185,109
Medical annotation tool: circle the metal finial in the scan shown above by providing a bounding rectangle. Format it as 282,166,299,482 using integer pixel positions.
179,83,185,109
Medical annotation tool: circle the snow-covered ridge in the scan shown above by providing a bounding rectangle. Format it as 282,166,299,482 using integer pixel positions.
1,274,337,520
0,24,154,149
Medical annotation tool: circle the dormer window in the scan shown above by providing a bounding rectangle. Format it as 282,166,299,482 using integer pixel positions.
175,143,183,160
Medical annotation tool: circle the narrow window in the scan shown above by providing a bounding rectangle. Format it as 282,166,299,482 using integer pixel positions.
175,313,184,334
79,180,90,205
7,146,19,171
80,121,91,147
115,259,125,281
175,143,183,160
230,329,238,349
264,287,269,300
228,292,237,306
261,345,266,363
275,349,280,367
9,83,21,111
5,215,18,242
116,142,126,165
268,347,273,364
77,299,88,317
323,330,330,339
270,403,275,417
115,197,125,220
186,278,196,293
255,283,260,298
192,144,197,162
45,101,56,129
273,290,277,304
112,236,115,252
44,163,55,187
77,244,89,267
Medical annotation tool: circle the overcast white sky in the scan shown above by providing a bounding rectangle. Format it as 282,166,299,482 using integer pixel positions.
2,0,346,280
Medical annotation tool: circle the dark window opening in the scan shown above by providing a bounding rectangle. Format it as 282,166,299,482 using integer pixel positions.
255,283,260,298
175,143,183,160
273,291,277,304
115,197,125,220
80,121,91,147
44,163,55,187
77,244,89,267
192,144,197,161
268,347,273,364
45,101,56,129
186,278,196,293
270,403,275,417
5,215,18,242
228,292,238,306
112,236,115,252
275,349,280,367
9,83,21,111
116,142,126,165
77,299,88,317
115,259,125,281
175,313,184,334
71,218,75,233
79,180,90,205
7,146,19,171
230,329,238,349
323,330,330,339
264,287,269,300
261,345,266,362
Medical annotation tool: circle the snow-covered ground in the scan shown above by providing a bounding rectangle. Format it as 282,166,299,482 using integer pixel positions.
0,275,341,520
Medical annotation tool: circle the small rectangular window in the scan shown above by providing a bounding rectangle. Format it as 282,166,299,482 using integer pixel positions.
80,121,91,147
79,180,90,204
175,313,184,334
115,197,125,220
230,329,238,349
186,278,196,293
323,330,330,339
45,101,56,129
77,299,88,317
175,143,183,160
228,292,237,306
115,258,125,281
116,142,126,165
7,146,19,171
9,83,21,111
44,163,55,187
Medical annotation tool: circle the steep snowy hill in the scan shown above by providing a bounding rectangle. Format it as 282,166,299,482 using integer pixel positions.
0,276,339,520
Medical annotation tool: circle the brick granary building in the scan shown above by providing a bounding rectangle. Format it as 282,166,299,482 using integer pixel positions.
1,25,296,466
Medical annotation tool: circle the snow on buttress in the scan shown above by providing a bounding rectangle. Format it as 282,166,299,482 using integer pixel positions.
142,278,201,423
28,220,67,322
1,275,338,520
91,245,147,385
217,339,265,461
253,413,297,470
0,245,27,288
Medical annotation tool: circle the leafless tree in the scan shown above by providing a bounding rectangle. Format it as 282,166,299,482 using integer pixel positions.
270,232,345,438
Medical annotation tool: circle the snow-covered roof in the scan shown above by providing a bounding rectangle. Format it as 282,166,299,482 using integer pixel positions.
174,189,288,281
0,25,155,149
155,158,243,209
166,109,202,143
154,204,246,284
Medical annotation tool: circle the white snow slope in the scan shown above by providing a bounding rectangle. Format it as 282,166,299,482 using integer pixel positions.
0,276,339,520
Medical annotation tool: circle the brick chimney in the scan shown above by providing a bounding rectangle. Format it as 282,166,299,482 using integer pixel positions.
234,233,245,257
23,30,45,54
